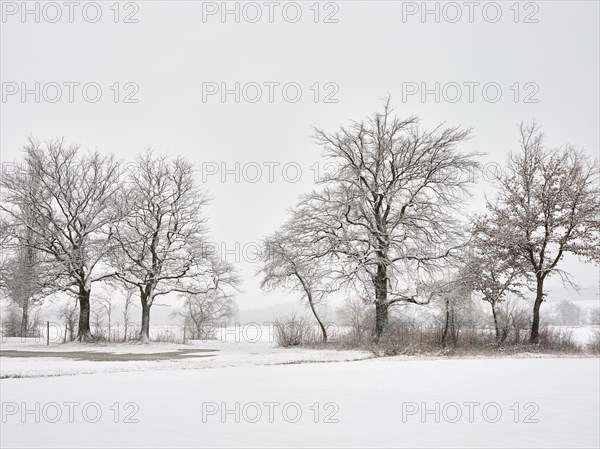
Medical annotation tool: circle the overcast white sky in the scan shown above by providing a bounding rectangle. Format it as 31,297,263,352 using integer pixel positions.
1,1,598,319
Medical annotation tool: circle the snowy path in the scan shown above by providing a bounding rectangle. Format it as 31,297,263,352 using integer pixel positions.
0,348,217,361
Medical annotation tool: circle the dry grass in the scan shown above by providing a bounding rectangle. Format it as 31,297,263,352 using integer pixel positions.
586,330,600,355
332,321,585,356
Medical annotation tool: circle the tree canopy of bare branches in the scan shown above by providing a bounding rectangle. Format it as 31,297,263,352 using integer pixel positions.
175,286,237,341
476,123,600,343
463,231,527,341
0,138,121,340
112,151,238,340
259,205,338,342
305,98,480,340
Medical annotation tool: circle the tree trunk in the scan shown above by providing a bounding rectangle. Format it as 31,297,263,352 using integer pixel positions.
374,262,389,342
139,293,151,342
450,307,456,343
307,293,328,343
21,231,35,338
442,298,450,345
491,303,501,342
70,319,76,341
530,276,545,344
107,315,111,342
123,301,130,341
20,298,29,338
295,273,328,343
77,286,93,341
375,301,389,341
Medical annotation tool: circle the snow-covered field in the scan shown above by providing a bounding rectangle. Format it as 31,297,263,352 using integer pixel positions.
1,328,599,448
1,355,598,448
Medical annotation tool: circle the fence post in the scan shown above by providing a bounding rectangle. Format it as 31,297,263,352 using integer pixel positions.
46,321,50,346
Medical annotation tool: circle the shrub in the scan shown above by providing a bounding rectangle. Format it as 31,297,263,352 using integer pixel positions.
1,305,43,338
273,315,320,347
586,329,600,355
332,309,583,356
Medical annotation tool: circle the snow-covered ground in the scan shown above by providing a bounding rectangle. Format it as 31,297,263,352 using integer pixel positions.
1,357,598,448
1,325,599,448
0,330,372,378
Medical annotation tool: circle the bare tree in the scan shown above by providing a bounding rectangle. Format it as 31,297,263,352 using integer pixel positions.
463,234,526,342
101,280,138,340
553,300,584,326
0,159,57,336
259,206,336,342
58,298,79,342
175,288,236,340
588,307,600,326
336,296,374,344
498,296,531,344
309,98,480,340
0,248,52,337
1,302,43,339
91,308,106,340
121,285,137,341
426,275,474,346
96,294,114,341
478,123,599,343
112,151,238,341
0,139,121,341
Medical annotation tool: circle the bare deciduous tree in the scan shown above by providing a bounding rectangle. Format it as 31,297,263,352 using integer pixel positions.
478,123,599,343
175,289,236,340
552,300,584,326
425,275,475,346
309,98,480,340
464,233,526,342
259,205,336,342
102,280,138,340
96,293,114,341
0,248,51,337
58,298,79,342
496,296,531,344
336,297,374,344
120,284,137,341
0,160,55,337
113,151,238,341
0,138,121,341
91,307,106,340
